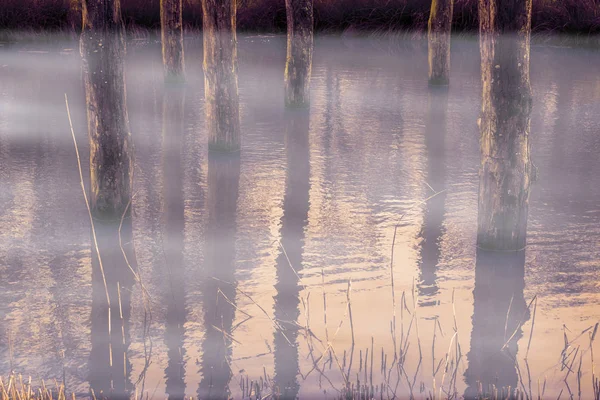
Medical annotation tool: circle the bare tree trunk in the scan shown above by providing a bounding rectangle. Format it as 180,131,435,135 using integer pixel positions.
201,0,241,152
81,0,133,221
476,0,533,251
428,0,453,86
284,0,314,108
160,0,185,82
68,0,81,31
81,2,135,396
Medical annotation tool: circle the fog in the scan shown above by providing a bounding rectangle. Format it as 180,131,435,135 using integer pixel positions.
1,33,600,398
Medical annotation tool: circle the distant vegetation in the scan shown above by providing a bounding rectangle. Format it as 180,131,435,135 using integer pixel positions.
2,0,600,34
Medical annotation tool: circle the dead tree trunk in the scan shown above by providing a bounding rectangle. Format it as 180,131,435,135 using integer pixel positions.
284,0,314,108
427,0,453,86
476,0,533,251
201,0,241,152
160,0,185,81
81,3,136,395
68,0,81,31
81,0,133,221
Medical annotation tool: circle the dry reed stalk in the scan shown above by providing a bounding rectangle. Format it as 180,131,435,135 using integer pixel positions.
591,323,598,400
64,93,115,373
322,269,330,346
502,295,538,352
211,277,292,346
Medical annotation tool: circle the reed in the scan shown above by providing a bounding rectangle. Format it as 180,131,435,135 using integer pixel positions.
0,375,69,400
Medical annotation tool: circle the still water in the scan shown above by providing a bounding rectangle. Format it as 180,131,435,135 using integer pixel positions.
1,33,600,399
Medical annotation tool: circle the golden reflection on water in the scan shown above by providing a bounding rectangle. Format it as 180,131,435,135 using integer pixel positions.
1,35,600,399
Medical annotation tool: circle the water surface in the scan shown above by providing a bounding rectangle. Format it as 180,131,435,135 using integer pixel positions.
1,34,600,398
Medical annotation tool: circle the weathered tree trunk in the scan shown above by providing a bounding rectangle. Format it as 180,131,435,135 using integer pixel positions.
427,0,453,86
464,250,528,399
198,152,240,399
81,5,136,394
81,0,133,221
161,87,187,400
68,0,81,31
476,0,533,251
201,0,241,152
273,109,310,398
284,0,314,108
160,0,185,82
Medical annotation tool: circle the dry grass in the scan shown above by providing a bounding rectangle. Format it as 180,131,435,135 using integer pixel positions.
2,0,600,34
0,375,70,400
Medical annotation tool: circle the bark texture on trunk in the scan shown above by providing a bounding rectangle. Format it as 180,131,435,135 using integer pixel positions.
201,0,241,152
428,0,454,86
160,0,185,81
477,0,533,251
68,0,81,30
81,0,133,221
284,0,314,108
81,3,135,396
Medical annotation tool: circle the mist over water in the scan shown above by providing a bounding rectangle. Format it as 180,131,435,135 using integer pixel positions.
1,34,600,398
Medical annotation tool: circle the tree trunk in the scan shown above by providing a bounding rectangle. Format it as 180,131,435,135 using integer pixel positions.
81,0,133,222
68,0,81,31
160,0,185,82
81,4,135,396
284,0,314,108
201,0,241,152
476,0,533,251
427,0,453,86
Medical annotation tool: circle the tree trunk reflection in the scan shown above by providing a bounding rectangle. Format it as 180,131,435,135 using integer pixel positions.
464,249,529,399
198,152,240,399
417,90,448,307
273,108,310,398
161,87,187,400
89,220,136,400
